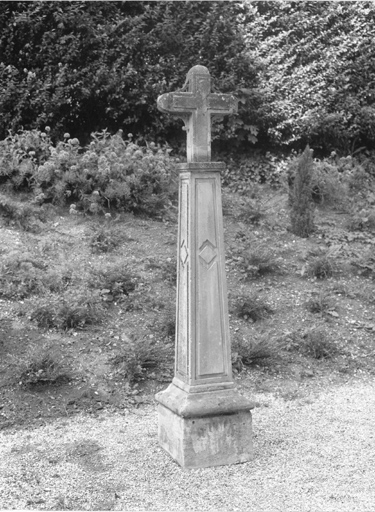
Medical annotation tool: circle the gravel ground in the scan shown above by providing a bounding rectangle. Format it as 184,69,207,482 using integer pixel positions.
1,378,374,511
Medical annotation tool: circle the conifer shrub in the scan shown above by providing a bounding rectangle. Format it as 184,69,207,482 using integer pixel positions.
288,146,315,237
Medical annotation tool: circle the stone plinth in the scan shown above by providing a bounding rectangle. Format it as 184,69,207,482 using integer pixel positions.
157,384,253,469
155,161,254,468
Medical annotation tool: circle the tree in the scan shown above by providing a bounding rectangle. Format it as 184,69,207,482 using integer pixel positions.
0,1,260,148
245,1,375,154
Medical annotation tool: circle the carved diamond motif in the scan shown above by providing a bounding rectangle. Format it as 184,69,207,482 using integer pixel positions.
180,240,189,266
199,239,217,267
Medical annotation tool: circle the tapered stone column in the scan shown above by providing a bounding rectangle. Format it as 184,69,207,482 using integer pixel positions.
155,66,254,469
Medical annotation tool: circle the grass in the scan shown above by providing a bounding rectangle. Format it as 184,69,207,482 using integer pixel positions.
236,244,281,279
110,336,174,383
306,255,335,279
232,333,278,367
301,327,340,359
232,292,274,322
21,288,106,329
11,342,72,388
305,290,334,314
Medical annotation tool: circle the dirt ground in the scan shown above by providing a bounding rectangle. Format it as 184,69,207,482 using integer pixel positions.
1,187,375,432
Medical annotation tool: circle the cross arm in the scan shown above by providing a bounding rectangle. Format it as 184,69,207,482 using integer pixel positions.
208,93,238,116
157,92,198,116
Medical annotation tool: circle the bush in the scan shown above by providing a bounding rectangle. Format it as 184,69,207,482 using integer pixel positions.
222,152,288,191
0,128,52,189
0,129,178,217
311,158,347,207
288,146,315,238
0,193,46,231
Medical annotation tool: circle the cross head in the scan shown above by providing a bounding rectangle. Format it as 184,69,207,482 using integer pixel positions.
157,65,238,162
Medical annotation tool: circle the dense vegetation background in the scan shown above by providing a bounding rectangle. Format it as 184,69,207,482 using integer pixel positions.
1,0,374,156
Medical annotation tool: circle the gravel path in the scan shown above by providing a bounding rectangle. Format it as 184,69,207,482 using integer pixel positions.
1,378,374,511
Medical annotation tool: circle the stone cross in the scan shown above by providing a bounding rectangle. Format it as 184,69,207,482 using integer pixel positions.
155,65,254,469
157,65,237,163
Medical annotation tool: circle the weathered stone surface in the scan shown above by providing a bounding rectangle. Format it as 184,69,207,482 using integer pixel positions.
156,381,254,418
158,402,253,469
155,66,254,468
173,162,232,391
157,65,237,163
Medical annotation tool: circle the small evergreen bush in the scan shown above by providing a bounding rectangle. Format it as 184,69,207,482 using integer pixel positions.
288,146,315,238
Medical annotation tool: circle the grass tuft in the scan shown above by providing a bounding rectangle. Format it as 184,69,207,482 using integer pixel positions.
12,342,72,388
232,292,273,322
110,336,174,383
232,333,278,367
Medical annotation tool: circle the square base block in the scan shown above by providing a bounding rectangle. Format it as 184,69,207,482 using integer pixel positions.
157,403,253,469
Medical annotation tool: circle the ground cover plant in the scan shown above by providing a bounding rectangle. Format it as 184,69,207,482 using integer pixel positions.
0,133,375,429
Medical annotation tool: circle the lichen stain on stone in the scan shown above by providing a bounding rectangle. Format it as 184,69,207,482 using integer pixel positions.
191,420,233,455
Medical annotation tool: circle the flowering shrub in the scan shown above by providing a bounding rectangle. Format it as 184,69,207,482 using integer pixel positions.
0,129,178,217
0,128,52,189
33,129,178,216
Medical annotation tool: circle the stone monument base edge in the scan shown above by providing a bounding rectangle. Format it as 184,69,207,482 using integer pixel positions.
157,402,253,469
155,382,254,469
155,381,255,418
